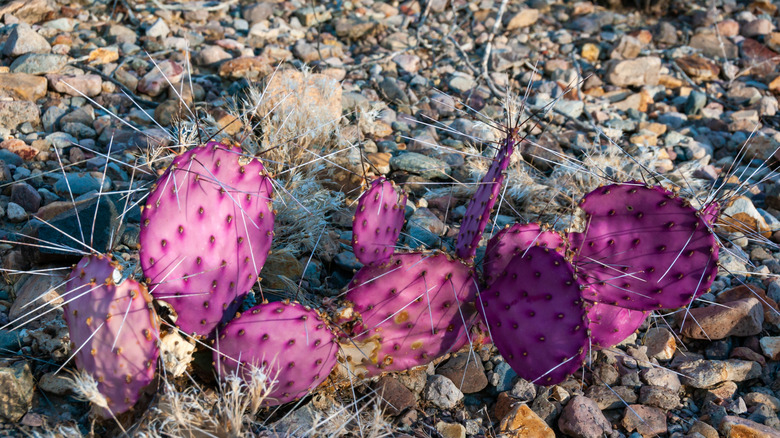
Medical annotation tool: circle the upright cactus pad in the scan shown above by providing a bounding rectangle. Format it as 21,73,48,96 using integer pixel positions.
63,254,160,418
140,142,275,337
352,177,407,265
483,223,565,284
586,302,649,350
570,183,718,310
342,252,478,377
455,131,517,260
479,247,588,385
214,301,338,406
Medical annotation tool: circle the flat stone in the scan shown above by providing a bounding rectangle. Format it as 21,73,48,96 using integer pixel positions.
689,32,738,59
0,362,33,422
436,421,466,438
10,54,68,75
622,404,667,437
0,73,47,100
690,420,719,438
584,384,638,410
38,372,73,396
2,23,50,57
606,57,661,87
720,416,780,437
218,56,272,80
195,45,232,67
743,18,775,37
644,327,676,360
557,395,611,438
146,18,170,38
640,367,681,392
676,55,720,82
499,404,554,438
744,392,780,411
436,352,488,394
53,173,102,196
677,359,762,388
679,298,764,340
6,202,27,222
374,375,416,416
9,271,65,323
390,152,451,179
716,285,780,326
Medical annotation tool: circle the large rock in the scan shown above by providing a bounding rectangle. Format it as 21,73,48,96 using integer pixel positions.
679,298,764,340
2,23,50,57
10,54,68,75
0,73,47,100
390,152,452,179
677,359,762,388
558,395,611,438
48,74,102,97
0,362,33,422
0,101,40,130
605,57,661,87
622,404,667,437
423,374,463,409
720,416,780,437
373,375,416,416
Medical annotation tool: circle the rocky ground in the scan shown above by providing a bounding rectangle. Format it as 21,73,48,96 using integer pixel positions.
1,0,780,437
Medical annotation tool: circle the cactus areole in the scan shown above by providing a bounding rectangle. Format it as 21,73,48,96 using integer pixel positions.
214,301,338,406
140,142,275,337
570,183,718,311
63,254,160,418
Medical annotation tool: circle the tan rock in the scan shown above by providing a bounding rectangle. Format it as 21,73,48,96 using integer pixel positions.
505,9,539,31
719,196,772,237
676,55,720,82
606,57,661,87
581,43,600,63
218,56,273,80
720,416,780,438
760,336,780,360
499,404,554,438
0,73,47,100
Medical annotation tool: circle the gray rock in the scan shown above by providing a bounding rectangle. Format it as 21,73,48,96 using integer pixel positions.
0,331,21,352
2,23,51,57
107,24,138,44
378,77,410,105
390,152,451,179
146,18,170,38
11,182,41,212
423,374,464,409
640,367,681,392
243,2,274,23
53,173,102,196
623,404,667,437
490,361,517,392
677,359,762,388
6,202,27,222
639,386,680,410
62,122,97,139
689,32,738,59
42,106,66,132
584,384,638,410
686,90,707,115
405,207,446,248
558,395,611,438
510,377,536,402
10,54,68,75
196,45,232,66
448,74,476,94
0,361,33,422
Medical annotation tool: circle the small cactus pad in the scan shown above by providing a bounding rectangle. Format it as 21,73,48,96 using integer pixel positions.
569,183,718,311
455,132,517,260
214,301,338,406
586,302,649,350
63,255,160,418
343,252,478,377
479,247,587,385
483,223,565,284
140,142,275,337
352,177,407,265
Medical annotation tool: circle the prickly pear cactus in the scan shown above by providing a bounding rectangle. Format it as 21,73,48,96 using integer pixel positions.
214,301,338,406
479,247,588,385
140,142,275,337
341,252,478,377
63,254,160,418
569,183,718,311
352,177,407,266
455,130,517,260
483,223,565,284
586,302,648,350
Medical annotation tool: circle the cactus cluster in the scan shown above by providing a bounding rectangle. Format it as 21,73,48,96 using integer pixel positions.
57,128,727,419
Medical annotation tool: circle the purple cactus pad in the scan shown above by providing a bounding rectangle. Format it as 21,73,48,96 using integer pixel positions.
569,183,718,311
140,142,275,337
483,223,565,284
214,301,338,406
352,177,407,265
455,131,517,260
586,302,648,350
63,254,160,418
344,252,479,377
479,247,588,385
